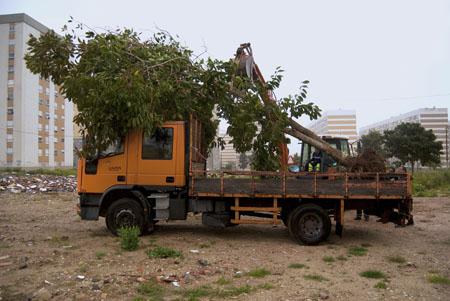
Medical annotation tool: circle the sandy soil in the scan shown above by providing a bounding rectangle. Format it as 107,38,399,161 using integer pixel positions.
1,192,450,300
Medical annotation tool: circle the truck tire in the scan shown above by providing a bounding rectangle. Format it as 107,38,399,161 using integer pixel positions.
288,204,331,245
105,198,146,236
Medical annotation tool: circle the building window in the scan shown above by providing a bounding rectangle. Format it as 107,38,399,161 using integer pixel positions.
61,127,65,132
38,111,43,118
7,108,14,115
39,98,43,105
8,39,15,45
45,87,50,95
9,24,15,33
61,104,65,110
54,137,57,144
54,126,58,132
38,136,43,143
54,150,58,156
54,115,58,121
39,85,43,93
62,149,65,154
46,99,49,106
7,93,13,100
54,91,58,97
8,66,14,74
7,134,13,142
7,80,14,87
7,120,13,128
8,52,14,60
45,149,49,156
38,149,42,156
61,138,65,143
61,115,65,120
45,137,49,144
7,148,13,154
38,123,42,130
45,125,49,132
45,112,50,119
54,102,57,109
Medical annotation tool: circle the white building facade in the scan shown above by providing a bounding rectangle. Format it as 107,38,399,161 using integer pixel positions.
0,14,73,168
307,109,358,145
359,107,448,168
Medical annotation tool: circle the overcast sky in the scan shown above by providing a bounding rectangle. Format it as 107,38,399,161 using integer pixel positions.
2,0,450,151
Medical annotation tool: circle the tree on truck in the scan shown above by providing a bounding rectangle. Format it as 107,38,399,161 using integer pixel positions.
25,25,413,245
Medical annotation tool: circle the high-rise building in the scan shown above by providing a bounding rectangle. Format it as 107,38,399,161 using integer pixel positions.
0,13,73,168
307,109,357,145
359,107,448,167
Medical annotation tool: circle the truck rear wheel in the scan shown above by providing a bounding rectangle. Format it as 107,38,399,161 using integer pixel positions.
106,198,146,236
288,204,331,245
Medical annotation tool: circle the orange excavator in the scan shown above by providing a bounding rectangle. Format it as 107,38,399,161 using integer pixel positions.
234,43,290,171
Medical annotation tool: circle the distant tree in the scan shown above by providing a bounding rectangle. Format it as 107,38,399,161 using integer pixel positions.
239,153,249,170
383,123,442,173
293,152,301,163
360,130,386,157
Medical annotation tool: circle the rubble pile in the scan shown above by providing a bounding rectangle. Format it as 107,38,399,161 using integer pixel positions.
0,173,77,194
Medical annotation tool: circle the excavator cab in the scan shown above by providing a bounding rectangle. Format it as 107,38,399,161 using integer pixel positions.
299,137,350,172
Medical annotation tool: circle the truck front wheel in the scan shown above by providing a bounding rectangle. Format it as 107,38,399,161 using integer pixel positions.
288,204,331,245
105,198,146,236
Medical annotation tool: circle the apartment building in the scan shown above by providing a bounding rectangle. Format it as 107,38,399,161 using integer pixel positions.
359,107,449,167
0,13,73,168
307,109,357,145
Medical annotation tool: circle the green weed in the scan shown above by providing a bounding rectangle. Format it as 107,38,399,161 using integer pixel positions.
428,270,440,274
137,280,166,299
289,263,308,269
387,255,407,263
323,256,335,262
360,270,386,279
428,276,450,284
246,268,271,278
96,252,106,260
374,282,387,289
146,247,183,259
304,274,328,281
336,255,348,261
214,277,231,285
117,226,140,251
348,246,368,256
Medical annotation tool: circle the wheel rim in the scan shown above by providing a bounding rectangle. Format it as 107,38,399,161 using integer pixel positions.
115,208,136,227
298,212,323,239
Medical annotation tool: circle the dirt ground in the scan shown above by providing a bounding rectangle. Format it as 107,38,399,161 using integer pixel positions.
1,191,450,300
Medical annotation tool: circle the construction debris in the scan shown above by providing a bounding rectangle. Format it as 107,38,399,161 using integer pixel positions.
0,173,77,194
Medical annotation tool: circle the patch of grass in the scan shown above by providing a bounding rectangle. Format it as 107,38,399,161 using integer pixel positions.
374,281,387,289
214,277,231,285
442,239,450,246
79,266,87,273
179,285,216,300
428,276,450,284
199,243,211,248
323,256,335,263
137,280,166,299
0,244,11,249
233,274,242,279
348,246,368,256
246,268,271,278
96,252,106,260
220,285,253,297
117,226,140,251
289,263,307,269
146,247,183,259
304,274,328,282
387,255,407,263
336,255,348,261
361,243,372,248
428,270,440,274
360,270,386,279
257,283,274,290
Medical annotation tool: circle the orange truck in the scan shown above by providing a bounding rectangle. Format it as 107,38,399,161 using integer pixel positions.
77,117,413,245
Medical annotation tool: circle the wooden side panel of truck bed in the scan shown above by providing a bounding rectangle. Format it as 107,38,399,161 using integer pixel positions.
189,171,411,199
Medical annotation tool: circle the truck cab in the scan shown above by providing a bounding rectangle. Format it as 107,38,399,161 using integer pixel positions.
299,136,351,172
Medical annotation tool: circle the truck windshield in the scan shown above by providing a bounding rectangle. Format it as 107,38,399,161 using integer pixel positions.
99,138,124,158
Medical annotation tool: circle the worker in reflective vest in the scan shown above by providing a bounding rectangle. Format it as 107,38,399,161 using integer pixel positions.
308,149,323,172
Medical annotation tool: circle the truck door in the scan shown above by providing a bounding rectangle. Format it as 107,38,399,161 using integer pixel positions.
136,124,184,187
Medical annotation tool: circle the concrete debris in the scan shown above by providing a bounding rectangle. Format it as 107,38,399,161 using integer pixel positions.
0,173,77,194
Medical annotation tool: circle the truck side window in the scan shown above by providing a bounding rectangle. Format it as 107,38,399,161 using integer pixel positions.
142,128,173,160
